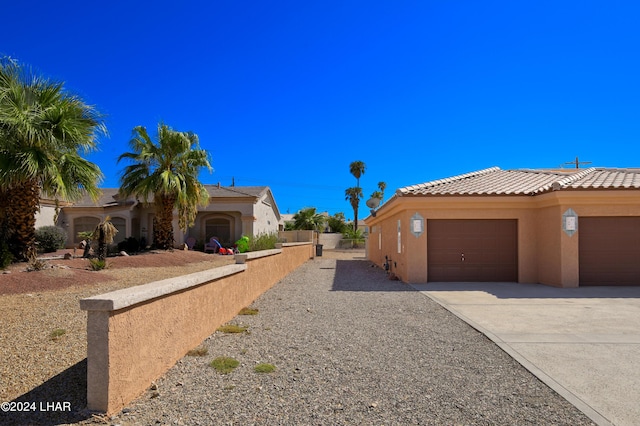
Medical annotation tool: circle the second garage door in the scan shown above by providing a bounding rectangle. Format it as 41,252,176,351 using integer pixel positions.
427,219,518,282
579,217,640,286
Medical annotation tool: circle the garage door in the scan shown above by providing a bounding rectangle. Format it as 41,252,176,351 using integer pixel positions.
579,217,640,286
427,219,518,282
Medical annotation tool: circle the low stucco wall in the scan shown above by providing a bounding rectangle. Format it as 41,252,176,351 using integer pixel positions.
318,233,343,249
278,230,314,243
80,243,313,414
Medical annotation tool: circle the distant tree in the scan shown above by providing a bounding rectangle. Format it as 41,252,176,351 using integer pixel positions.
370,181,387,202
0,58,105,261
349,161,366,188
347,161,366,232
327,212,348,233
345,186,363,231
118,123,212,249
292,207,325,231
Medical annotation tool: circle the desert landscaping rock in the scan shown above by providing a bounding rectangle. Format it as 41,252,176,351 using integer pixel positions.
70,251,594,426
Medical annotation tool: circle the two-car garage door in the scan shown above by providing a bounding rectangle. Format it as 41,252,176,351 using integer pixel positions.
426,217,640,285
427,219,518,282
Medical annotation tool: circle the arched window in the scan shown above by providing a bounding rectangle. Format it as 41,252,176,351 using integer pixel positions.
110,217,127,244
205,218,231,244
74,217,100,244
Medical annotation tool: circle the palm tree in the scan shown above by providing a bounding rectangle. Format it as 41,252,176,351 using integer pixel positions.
348,161,366,231
349,160,366,188
345,186,363,231
0,58,105,260
118,123,212,250
93,216,118,260
377,181,386,198
292,207,325,231
370,181,387,202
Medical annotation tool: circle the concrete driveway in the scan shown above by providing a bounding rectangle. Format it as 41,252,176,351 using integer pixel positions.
411,282,640,426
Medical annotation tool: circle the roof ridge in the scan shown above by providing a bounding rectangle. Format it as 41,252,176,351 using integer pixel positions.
209,185,270,198
397,166,500,195
551,167,597,190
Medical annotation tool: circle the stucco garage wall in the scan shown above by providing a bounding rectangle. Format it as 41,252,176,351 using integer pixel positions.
81,243,313,414
368,191,640,287
368,197,545,284
534,204,565,286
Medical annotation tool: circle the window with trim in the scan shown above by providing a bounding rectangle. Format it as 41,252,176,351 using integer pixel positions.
205,218,231,244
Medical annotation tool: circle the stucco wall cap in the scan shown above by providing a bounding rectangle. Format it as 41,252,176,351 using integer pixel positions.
80,264,247,312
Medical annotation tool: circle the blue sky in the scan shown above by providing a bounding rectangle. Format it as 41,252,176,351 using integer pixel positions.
3,1,639,218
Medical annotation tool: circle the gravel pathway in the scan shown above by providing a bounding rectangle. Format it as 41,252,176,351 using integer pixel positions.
72,252,593,426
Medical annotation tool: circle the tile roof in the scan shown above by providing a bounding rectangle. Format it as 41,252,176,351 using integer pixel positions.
203,185,268,198
69,186,269,207
396,167,640,197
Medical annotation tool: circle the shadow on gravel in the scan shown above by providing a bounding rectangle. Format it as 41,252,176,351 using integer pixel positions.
419,281,640,299
331,259,416,292
3,359,90,426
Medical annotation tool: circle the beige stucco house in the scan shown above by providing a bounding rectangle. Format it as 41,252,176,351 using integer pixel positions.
366,167,640,287
53,185,281,249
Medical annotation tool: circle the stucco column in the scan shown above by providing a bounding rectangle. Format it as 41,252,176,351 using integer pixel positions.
559,213,580,288
85,310,110,412
241,215,256,237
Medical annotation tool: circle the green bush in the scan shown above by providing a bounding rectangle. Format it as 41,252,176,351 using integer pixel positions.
35,226,67,253
117,237,140,253
87,258,109,270
342,228,366,248
249,232,278,252
210,357,240,374
327,213,348,233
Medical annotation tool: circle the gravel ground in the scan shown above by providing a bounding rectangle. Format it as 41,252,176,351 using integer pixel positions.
63,251,595,426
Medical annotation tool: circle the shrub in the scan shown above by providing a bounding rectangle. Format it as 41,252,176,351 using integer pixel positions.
342,228,366,248
35,226,67,253
217,324,248,334
186,346,208,356
50,328,66,341
254,363,276,373
210,357,240,374
327,213,348,233
117,237,140,254
87,258,109,271
248,232,278,252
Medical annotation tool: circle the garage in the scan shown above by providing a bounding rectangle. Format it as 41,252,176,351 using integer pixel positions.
427,219,518,282
579,217,640,286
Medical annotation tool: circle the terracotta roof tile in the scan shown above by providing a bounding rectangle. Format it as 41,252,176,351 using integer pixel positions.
396,167,640,197
567,169,640,189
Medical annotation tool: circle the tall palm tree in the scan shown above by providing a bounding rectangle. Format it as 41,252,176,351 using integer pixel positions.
348,161,366,231
292,207,325,231
345,186,363,231
349,160,366,188
0,58,105,260
118,123,212,250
